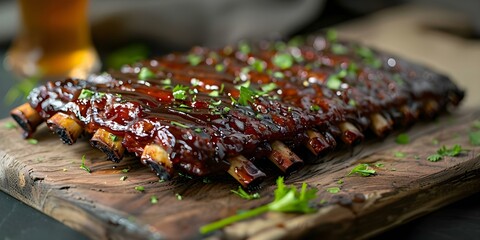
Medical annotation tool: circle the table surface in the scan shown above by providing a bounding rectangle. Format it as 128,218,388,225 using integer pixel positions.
1,3,480,240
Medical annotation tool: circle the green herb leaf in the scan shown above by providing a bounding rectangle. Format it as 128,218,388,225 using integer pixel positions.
78,89,95,99
250,59,265,73
160,78,172,85
190,78,201,87
437,144,464,157
374,163,385,168
187,54,203,66
326,29,338,42
194,128,202,133
427,154,442,162
110,134,118,142
394,151,406,158
347,163,376,177
337,179,344,184
135,186,145,192
27,138,38,145
238,41,251,55
4,122,18,130
171,121,189,129
120,176,128,181
331,43,348,55
231,186,261,200
326,187,340,194
310,105,320,111
237,86,256,106
151,195,158,204
80,154,91,173
348,99,357,107
260,83,278,94
172,85,189,100
395,133,410,144
138,67,156,80
272,71,284,79
272,53,294,70
199,177,318,234
121,168,130,173
326,76,342,90
175,193,183,200
469,130,480,146
215,64,225,72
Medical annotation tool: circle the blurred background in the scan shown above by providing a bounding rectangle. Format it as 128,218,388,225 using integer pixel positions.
0,0,479,239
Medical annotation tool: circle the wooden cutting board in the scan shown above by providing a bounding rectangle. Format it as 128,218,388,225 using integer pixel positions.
1,109,480,240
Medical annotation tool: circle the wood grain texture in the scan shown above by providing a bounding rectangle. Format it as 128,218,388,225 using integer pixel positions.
1,109,480,240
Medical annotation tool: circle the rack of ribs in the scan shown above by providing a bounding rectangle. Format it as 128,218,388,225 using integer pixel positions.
10,34,464,187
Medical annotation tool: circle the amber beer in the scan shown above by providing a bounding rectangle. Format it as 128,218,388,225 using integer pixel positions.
6,0,100,79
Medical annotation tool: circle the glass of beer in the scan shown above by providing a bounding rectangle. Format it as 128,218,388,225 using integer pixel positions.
5,0,100,79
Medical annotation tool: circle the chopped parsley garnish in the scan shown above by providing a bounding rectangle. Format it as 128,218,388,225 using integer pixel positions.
236,80,251,89
395,133,410,144
170,121,189,129
110,134,118,142
326,29,338,42
175,193,183,200
120,176,128,181
326,75,342,90
194,128,202,133
326,187,340,194
238,41,251,55
374,162,385,168
355,46,382,69
215,64,225,72
134,186,145,192
469,131,480,146
347,163,376,177
310,105,320,111
272,71,284,79
121,168,130,173
272,53,294,70
210,99,222,106
348,99,356,107
160,78,172,85
151,195,159,204
80,154,91,173
138,67,156,80
231,186,260,200
337,179,344,184
237,86,256,106
427,144,466,162
199,177,318,234
187,54,203,66
427,154,443,162
437,144,464,157
4,122,17,129
347,63,358,77
172,85,189,100
250,59,265,73
394,151,406,158
27,138,38,145
78,89,95,99
260,83,278,94
331,43,348,55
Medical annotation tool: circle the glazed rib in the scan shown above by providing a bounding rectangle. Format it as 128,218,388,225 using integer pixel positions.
10,34,464,187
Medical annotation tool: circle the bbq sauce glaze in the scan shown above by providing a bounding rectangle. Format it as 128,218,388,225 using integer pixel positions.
27,34,464,177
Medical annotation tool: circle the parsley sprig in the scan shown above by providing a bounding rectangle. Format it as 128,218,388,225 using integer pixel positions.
427,144,465,162
200,177,318,234
80,154,91,173
347,163,376,177
231,186,260,200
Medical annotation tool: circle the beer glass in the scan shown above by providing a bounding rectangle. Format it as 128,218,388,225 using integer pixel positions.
5,0,100,79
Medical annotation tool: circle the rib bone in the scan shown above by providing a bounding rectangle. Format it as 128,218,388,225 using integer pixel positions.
227,155,266,188
10,103,43,138
46,112,83,144
90,128,125,162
